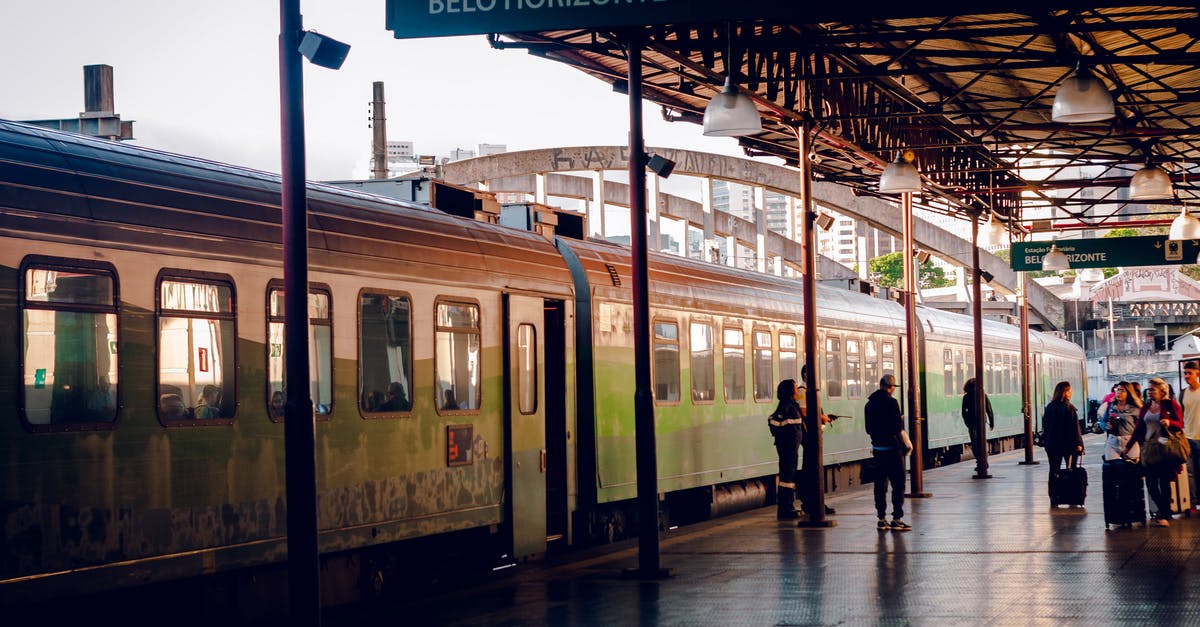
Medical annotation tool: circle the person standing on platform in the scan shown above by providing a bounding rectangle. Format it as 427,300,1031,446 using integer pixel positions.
1043,381,1084,477
1102,381,1142,461
797,365,835,518
768,378,804,520
1180,361,1200,509
866,374,912,531
962,378,994,468
1126,377,1185,526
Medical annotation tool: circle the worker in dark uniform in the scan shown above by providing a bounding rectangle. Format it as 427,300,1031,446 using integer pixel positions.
962,377,994,471
768,378,804,520
866,374,912,531
797,365,835,518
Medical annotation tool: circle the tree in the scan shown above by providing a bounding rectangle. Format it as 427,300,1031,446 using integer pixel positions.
868,251,955,289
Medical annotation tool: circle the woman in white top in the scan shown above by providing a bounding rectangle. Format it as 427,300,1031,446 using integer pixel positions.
1103,381,1142,461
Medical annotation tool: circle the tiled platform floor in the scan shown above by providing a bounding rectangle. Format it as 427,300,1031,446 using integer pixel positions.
330,434,1200,625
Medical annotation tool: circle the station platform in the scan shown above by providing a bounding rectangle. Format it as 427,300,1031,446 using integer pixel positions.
328,433,1200,625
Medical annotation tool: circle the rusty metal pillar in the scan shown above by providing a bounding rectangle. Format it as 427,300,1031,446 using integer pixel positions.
1019,267,1040,465
903,191,930,498
971,218,992,479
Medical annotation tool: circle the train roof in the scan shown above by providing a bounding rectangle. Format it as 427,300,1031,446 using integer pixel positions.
0,120,572,294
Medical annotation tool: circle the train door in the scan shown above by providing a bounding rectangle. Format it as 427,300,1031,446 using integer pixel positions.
503,293,548,559
542,300,568,549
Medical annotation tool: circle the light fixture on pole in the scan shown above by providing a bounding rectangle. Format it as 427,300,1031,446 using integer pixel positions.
878,150,921,195
1051,65,1114,124
1129,163,1173,201
702,23,761,137
1169,204,1200,241
980,212,1007,248
1042,242,1070,271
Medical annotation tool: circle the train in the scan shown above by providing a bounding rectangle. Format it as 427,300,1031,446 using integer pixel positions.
0,120,1086,610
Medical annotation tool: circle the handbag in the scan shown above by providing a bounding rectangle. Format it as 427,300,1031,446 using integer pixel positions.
1143,427,1190,468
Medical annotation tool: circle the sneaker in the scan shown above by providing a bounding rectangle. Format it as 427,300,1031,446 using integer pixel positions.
877,518,890,530
889,518,912,531
1154,517,1170,528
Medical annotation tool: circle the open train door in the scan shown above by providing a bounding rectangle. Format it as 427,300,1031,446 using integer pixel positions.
503,293,548,559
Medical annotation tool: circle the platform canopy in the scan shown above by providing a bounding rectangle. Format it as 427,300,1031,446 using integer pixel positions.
465,3,1200,237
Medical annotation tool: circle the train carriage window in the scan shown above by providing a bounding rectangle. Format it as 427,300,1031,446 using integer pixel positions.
654,321,681,403
753,330,773,402
267,282,333,422
845,338,861,399
865,339,879,390
955,350,965,392
881,341,895,377
690,322,715,402
780,332,798,384
1003,354,1013,394
943,349,954,396
966,349,976,380
436,301,481,413
723,327,745,402
157,272,237,425
517,324,537,415
985,352,995,395
360,292,413,416
824,336,843,398
20,259,119,429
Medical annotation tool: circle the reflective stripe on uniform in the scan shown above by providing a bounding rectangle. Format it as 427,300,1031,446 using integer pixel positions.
769,417,804,427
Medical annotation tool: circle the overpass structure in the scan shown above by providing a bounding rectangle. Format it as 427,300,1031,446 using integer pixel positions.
441,146,1063,329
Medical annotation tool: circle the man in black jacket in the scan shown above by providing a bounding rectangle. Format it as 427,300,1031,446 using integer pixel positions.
962,378,994,473
865,374,912,531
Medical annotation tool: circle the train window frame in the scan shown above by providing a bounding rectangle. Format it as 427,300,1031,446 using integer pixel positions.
943,348,954,397
266,280,334,423
881,340,896,378
689,320,716,404
434,297,482,416
18,256,122,433
358,289,415,419
155,269,238,428
752,328,773,403
722,326,746,403
845,336,862,399
779,331,798,385
516,323,538,415
864,338,880,391
653,318,681,405
824,335,843,398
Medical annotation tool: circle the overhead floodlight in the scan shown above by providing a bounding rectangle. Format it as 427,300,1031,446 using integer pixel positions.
878,150,921,195
1129,164,1173,201
702,23,761,137
815,213,835,230
1168,206,1200,241
646,153,676,178
1042,243,1070,271
1051,66,1114,124
299,30,351,70
980,212,1008,247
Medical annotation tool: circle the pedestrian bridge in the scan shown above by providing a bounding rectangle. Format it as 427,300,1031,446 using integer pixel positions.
441,146,1063,330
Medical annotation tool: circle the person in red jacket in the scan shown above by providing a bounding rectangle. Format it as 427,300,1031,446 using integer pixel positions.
1124,377,1185,526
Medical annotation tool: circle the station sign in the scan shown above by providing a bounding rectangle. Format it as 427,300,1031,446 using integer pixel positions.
1011,236,1199,271
385,1,1046,39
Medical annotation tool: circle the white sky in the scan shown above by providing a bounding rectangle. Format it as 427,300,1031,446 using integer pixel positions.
0,1,749,181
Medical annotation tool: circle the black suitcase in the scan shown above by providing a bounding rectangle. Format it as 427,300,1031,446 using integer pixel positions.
1050,465,1088,506
1102,459,1145,528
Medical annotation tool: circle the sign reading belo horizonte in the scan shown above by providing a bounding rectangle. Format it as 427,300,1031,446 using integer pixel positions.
1011,236,1200,271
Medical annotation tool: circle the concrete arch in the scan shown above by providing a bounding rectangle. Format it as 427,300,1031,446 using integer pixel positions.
441,147,1062,329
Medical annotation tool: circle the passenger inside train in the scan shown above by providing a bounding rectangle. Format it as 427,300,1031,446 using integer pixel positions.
195,385,222,419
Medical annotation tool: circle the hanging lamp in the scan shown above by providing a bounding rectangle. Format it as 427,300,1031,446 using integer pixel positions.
1051,66,1114,124
980,212,1007,248
1041,242,1070,271
878,150,921,194
702,23,761,137
1129,163,1173,201
1168,205,1200,241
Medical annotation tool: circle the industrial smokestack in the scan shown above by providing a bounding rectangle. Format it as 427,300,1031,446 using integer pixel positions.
84,65,115,116
371,81,387,180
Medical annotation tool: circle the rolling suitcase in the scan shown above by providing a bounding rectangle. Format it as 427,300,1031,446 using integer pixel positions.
1050,464,1088,507
1102,459,1145,528
1149,467,1192,517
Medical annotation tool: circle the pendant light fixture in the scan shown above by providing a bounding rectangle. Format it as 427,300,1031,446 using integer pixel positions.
980,212,1007,248
1051,65,1114,124
1168,205,1200,241
1129,163,1173,201
702,23,761,137
1041,242,1070,271
878,149,921,195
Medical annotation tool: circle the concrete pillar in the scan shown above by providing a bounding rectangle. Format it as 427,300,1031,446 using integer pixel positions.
589,169,604,238
754,186,767,273
535,172,547,205
648,172,661,252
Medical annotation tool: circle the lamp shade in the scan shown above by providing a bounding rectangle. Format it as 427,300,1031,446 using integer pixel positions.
878,157,921,194
980,213,1007,248
1129,164,1173,201
1042,243,1070,271
1051,69,1114,124
1169,207,1200,241
702,77,762,137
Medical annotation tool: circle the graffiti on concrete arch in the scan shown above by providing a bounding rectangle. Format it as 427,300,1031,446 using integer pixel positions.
1125,301,1200,318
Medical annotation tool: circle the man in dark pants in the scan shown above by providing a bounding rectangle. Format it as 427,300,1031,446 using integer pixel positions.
768,378,804,520
865,374,912,531
797,365,835,518
962,377,994,472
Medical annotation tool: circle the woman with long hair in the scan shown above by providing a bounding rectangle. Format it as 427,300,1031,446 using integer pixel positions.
1043,381,1084,479
768,379,804,520
1103,381,1142,461
1124,378,1185,526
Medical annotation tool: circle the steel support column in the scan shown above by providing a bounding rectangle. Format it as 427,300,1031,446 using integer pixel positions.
1019,268,1039,465
971,219,992,479
903,192,930,498
279,0,320,623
